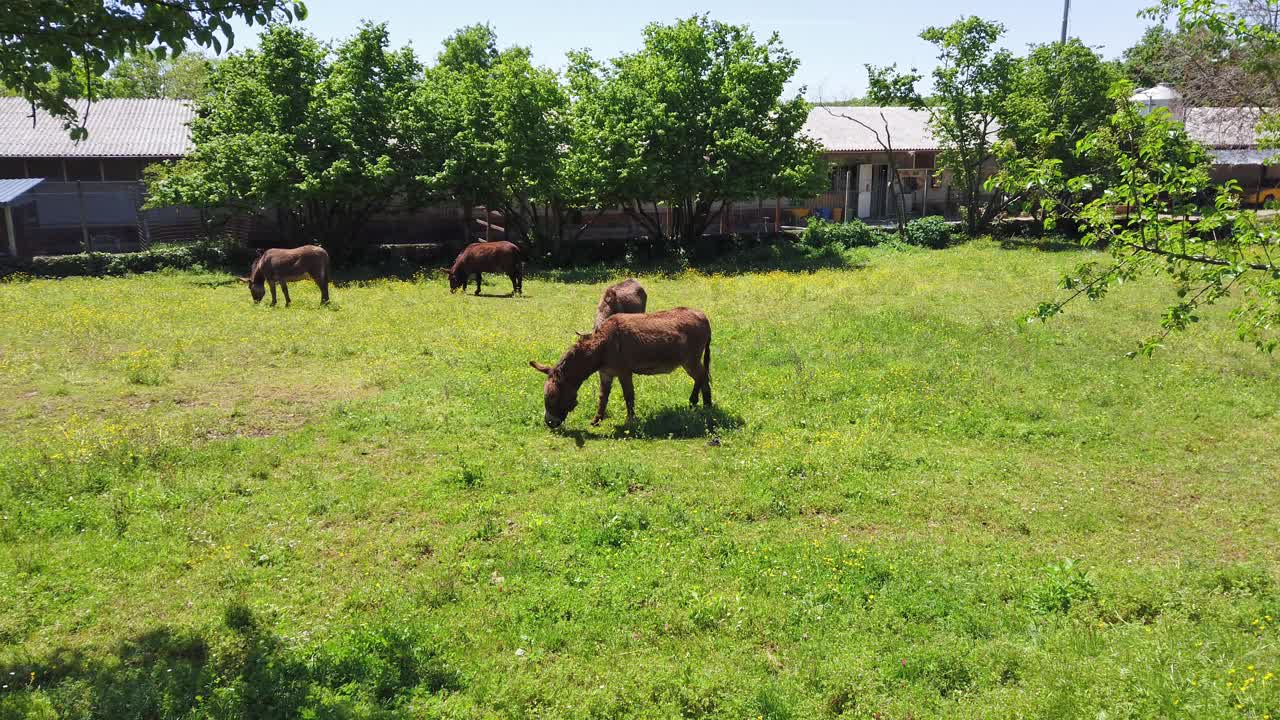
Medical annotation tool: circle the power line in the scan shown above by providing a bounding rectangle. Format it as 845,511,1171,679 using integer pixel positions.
1060,0,1071,43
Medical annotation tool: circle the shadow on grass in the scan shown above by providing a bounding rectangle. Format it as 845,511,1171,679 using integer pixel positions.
997,236,1092,253
556,404,743,443
0,603,460,719
191,277,240,288
537,245,863,285
624,404,744,439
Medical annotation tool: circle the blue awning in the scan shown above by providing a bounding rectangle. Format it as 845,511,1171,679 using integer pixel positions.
0,178,43,206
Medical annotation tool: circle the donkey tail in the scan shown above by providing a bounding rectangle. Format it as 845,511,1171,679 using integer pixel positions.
702,332,712,378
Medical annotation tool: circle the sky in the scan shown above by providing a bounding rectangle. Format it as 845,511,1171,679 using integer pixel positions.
226,0,1157,98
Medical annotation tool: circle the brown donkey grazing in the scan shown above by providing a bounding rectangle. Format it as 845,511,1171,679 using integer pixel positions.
529,308,712,428
448,241,523,296
593,278,647,331
241,245,331,306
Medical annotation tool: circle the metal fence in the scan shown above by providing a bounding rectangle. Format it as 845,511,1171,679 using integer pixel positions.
18,181,204,256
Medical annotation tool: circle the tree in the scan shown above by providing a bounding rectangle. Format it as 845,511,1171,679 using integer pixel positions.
868,17,1015,235
1009,80,1280,355
567,16,825,249
108,53,217,100
147,23,422,260
0,0,304,138
990,39,1120,223
1120,25,1187,88
489,47,578,255
408,25,504,246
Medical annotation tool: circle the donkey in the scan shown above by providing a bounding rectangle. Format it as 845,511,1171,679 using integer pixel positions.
241,245,330,306
593,278,647,331
529,308,712,428
448,241,523,296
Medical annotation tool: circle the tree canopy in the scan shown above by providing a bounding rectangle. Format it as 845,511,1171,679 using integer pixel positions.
868,17,1015,235
147,23,421,259
1,0,304,137
989,39,1120,224
566,16,825,248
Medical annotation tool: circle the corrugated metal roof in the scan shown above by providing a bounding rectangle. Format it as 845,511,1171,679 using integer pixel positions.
0,178,43,205
802,106,940,153
0,98,193,158
1210,148,1280,165
1185,107,1266,148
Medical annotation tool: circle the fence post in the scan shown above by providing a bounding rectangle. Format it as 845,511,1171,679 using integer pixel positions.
135,184,152,250
4,206,16,257
77,181,92,253
842,167,851,223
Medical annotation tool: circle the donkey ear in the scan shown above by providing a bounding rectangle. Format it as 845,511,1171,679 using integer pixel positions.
529,360,552,375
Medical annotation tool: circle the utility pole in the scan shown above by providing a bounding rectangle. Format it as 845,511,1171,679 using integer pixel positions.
1060,0,1071,43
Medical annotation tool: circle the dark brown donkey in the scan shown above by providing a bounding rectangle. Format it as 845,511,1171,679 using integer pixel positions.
593,278,647,330
448,241,523,296
241,245,331,306
529,308,712,428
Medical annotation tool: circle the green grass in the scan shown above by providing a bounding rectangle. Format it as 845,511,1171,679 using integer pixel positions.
1,239,1278,719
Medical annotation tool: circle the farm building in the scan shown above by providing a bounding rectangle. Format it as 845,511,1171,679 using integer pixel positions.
1132,84,1280,204
0,98,200,259
4,90,1274,259
795,106,951,224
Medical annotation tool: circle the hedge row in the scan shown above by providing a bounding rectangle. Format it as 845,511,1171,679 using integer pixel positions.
800,216,957,250
26,242,251,278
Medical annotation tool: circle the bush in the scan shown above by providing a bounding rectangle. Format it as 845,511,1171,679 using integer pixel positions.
904,216,953,248
29,240,238,278
801,217,888,248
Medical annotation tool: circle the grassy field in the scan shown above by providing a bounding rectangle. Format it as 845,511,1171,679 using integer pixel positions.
1,239,1278,719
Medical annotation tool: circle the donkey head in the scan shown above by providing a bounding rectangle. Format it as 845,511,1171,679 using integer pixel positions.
529,360,577,428
239,276,266,303
448,268,465,294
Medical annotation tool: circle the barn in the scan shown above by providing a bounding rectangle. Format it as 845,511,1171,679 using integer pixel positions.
797,106,952,224
0,98,198,259
1132,84,1280,205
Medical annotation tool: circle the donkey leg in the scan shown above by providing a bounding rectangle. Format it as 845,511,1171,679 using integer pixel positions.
685,363,705,406
592,372,614,426
268,280,278,306
313,272,329,304
474,272,483,296
509,271,519,296
281,281,291,307
619,373,636,421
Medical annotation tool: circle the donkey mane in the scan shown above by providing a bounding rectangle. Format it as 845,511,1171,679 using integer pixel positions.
248,255,266,284
552,332,606,384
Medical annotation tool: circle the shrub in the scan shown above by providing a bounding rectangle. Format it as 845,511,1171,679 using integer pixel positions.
29,240,237,278
801,217,887,248
904,216,953,249
1031,559,1097,614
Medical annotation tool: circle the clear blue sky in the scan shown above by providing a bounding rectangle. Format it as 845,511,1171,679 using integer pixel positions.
227,0,1155,98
